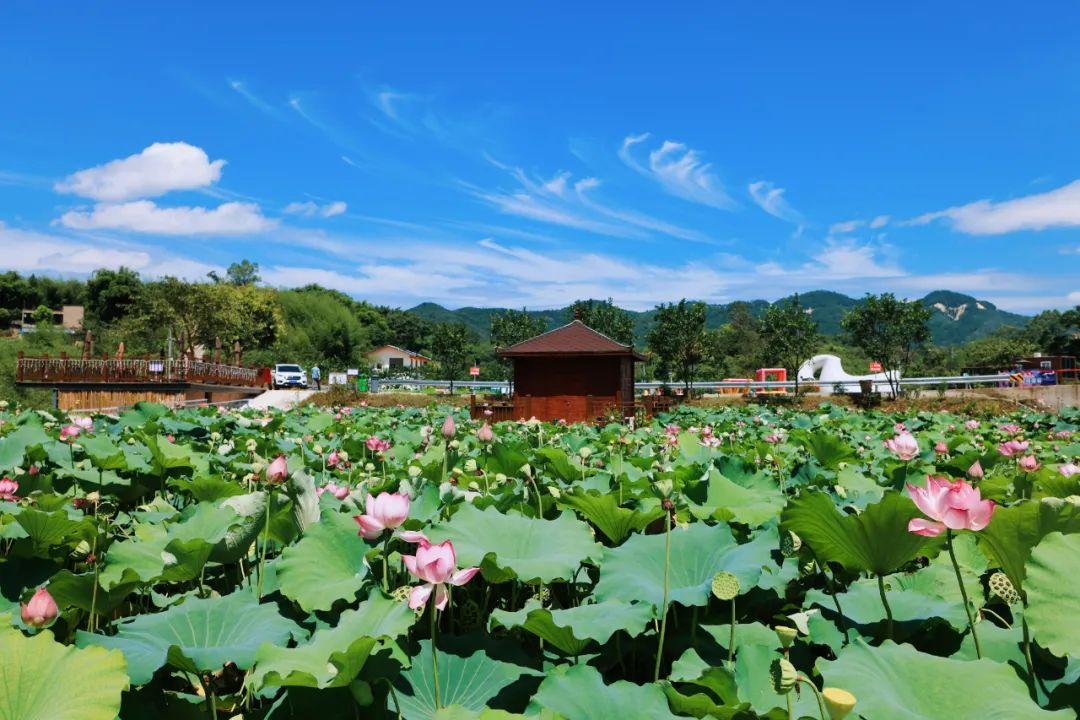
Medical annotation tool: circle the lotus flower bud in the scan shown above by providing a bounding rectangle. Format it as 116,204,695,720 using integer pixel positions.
266,455,288,483
775,625,798,649
578,446,592,459
441,415,456,439
711,571,740,601
967,460,984,479
477,423,494,444
822,687,856,719
20,587,58,629
408,465,422,478
770,658,798,695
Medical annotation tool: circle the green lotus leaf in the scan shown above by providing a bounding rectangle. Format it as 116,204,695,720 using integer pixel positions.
781,490,929,575
80,434,128,471
490,599,653,655
14,507,89,553
1025,531,1080,658
527,663,681,720
594,522,776,608
556,490,663,544
977,499,1080,590
688,466,785,527
276,510,369,612
819,639,1072,719
251,593,414,689
0,626,129,720
0,423,51,472
77,589,302,684
395,640,540,719
807,577,968,631
427,505,601,585
46,568,141,614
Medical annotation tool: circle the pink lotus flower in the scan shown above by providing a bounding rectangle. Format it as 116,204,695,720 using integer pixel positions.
327,450,341,468
441,414,456,439
1052,429,1072,440
998,440,1029,457
366,436,391,454
266,455,288,483
964,419,980,430
354,492,410,539
967,460,984,480
701,435,721,448
884,432,920,461
1059,462,1079,478
1018,455,1040,472
477,423,494,443
934,441,949,455
70,416,93,430
907,475,995,536
483,409,493,417
1000,423,1022,434
0,477,19,501
402,539,479,610
20,587,58,629
764,433,782,444
894,422,907,433
317,481,350,500
59,425,81,442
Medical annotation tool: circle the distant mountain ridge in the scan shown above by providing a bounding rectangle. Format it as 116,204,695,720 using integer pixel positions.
408,290,1030,347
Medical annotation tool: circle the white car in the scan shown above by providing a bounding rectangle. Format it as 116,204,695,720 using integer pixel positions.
272,364,308,389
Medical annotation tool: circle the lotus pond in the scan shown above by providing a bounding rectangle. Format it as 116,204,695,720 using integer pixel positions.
1,400,1079,719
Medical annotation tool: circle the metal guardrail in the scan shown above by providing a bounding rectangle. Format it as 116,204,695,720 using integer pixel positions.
376,374,1016,392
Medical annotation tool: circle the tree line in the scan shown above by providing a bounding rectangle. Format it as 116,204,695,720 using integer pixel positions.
2,264,1078,396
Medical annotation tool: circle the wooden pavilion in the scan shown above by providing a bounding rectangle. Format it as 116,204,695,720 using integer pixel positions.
491,320,647,423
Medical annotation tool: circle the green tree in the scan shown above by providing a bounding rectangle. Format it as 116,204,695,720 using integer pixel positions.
647,300,708,391
208,259,261,286
759,294,820,392
271,288,370,369
840,293,932,398
958,328,1037,370
706,301,763,377
85,267,142,326
568,298,635,345
430,322,476,393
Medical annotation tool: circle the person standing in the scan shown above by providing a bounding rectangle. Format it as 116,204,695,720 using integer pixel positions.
311,365,321,391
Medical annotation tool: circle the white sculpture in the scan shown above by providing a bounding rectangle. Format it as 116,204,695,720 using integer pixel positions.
797,354,899,395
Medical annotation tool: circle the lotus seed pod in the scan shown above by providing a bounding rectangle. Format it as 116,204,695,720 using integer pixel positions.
775,625,798,649
313,444,323,455
799,557,817,577
988,572,1021,605
407,465,422,477
711,571,740,601
391,585,413,605
578,446,592,459
780,531,802,557
822,687,856,719
770,657,798,695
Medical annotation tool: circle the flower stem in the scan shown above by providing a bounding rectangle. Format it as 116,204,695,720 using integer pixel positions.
1021,612,1038,699
876,573,894,641
653,510,672,682
728,598,736,664
257,487,272,599
798,676,829,720
382,534,391,593
947,530,982,658
430,605,441,709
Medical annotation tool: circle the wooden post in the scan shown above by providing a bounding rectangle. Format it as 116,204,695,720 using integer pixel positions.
16,351,23,382
233,340,242,366
83,330,94,360
213,336,222,364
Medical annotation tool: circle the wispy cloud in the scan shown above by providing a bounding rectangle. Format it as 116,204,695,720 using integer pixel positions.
910,179,1080,234
620,133,735,209
471,159,715,243
829,214,890,235
284,200,347,218
748,181,803,224
228,79,283,119
59,200,276,235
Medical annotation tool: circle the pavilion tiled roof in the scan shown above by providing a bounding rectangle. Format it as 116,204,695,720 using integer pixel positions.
497,320,646,360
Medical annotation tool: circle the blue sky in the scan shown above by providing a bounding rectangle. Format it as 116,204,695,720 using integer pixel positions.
2,2,1078,312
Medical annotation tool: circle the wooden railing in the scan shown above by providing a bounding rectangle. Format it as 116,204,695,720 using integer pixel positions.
16,355,262,387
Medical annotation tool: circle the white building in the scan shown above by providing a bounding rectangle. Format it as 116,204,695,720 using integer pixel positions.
365,345,431,371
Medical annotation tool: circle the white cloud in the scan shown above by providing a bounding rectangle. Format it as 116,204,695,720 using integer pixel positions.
869,214,890,229
473,160,714,243
55,142,225,201
748,181,802,224
0,222,221,278
620,133,735,209
59,201,277,235
828,219,863,235
284,200,347,218
910,179,1080,234
228,79,282,118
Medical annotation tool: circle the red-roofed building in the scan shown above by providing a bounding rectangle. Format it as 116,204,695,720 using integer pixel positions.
495,320,646,423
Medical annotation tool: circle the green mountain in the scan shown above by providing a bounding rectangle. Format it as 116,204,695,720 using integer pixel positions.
408,290,1030,347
